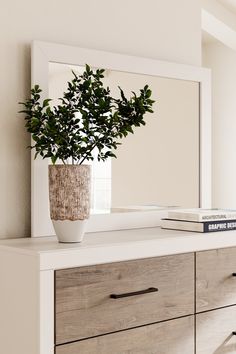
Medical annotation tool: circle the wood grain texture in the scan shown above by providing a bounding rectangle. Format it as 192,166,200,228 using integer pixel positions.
196,247,236,312
55,254,194,344
56,315,194,354
48,164,91,221
196,305,236,354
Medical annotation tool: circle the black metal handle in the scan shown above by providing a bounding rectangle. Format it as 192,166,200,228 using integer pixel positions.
232,273,236,277
110,287,158,299
232,332,236,335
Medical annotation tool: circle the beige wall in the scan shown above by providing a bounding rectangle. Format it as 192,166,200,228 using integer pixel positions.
0,0,201,238
203,41,236,209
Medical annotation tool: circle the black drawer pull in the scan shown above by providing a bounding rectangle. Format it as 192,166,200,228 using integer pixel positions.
110,287,158,299
232,332,236,335
232,273,236,277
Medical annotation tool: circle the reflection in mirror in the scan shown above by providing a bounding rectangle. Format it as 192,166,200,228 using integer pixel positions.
49,62,200,213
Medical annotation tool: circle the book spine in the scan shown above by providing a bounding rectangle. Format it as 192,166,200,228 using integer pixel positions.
200,214,236,222
203,220,236,232
169,213,236,222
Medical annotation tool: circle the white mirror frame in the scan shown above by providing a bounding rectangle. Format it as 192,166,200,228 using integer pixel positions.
31,40,211,237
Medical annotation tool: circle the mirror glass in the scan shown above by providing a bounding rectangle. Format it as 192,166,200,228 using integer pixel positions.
48,62,200,214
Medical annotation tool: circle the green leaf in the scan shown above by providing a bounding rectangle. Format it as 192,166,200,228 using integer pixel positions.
85,64,91,73
51,156,58,164
43,99,52,107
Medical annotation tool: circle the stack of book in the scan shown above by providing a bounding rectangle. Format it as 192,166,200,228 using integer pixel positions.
161,208,236,233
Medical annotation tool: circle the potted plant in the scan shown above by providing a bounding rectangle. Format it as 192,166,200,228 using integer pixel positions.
20,65,155,243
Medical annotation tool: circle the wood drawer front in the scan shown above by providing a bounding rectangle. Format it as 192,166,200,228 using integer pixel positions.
196,305,236,354
56,315,194,354
196,247,236,312
55,254,194,344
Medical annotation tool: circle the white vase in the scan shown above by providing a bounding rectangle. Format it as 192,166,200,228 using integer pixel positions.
52,219,87,243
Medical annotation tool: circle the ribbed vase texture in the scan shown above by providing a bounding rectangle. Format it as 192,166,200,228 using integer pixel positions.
48,164,91,221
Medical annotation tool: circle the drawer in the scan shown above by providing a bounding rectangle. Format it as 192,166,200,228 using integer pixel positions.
196,305,236,354
55,253,194,344
55,315,194,354
196,247,236,312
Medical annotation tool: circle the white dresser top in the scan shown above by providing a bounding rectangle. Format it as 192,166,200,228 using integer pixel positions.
1,227,236,270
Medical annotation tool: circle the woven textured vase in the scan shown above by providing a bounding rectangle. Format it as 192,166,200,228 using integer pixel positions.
48,164,91,243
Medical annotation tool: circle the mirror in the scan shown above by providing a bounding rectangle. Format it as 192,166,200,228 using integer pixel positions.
31,41,211,237
49,62,200,212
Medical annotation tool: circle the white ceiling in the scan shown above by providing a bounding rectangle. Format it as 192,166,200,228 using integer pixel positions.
217,0,236,14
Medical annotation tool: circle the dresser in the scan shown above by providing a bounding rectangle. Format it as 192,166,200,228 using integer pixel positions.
1,227,236,354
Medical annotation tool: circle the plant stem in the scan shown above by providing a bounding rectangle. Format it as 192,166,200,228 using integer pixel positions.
78,139,100,165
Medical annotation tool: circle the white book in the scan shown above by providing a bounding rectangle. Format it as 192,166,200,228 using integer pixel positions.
161,218,236,233
167,208,236,222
